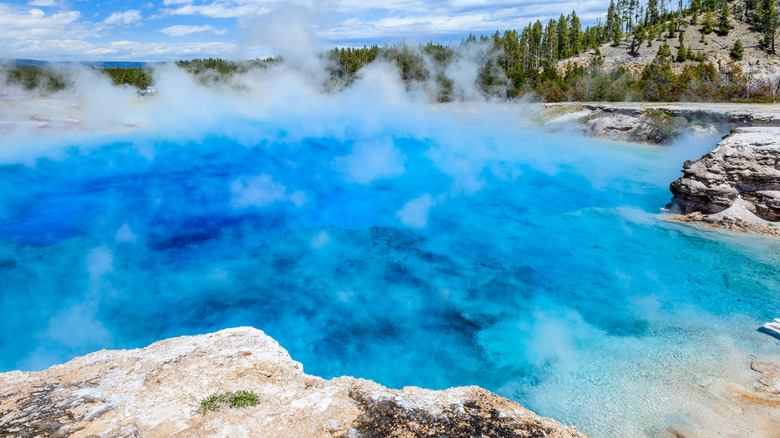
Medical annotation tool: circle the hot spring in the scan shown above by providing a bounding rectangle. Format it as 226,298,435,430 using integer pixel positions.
1,67,779,437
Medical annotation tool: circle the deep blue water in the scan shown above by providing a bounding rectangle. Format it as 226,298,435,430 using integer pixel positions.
1,105,779,437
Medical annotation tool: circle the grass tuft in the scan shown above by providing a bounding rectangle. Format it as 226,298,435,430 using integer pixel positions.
199,394,227,413
198,390,260,413
228,390,260,408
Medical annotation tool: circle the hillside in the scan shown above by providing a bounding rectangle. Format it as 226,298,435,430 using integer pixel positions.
570,1,780,81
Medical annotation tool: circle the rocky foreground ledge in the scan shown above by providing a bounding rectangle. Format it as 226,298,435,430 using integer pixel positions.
668,127,780,236
0,327,586,438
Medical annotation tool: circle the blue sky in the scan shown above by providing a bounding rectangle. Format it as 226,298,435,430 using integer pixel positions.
0,0,609,61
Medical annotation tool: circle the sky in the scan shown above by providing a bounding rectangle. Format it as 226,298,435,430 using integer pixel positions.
0,0,610,61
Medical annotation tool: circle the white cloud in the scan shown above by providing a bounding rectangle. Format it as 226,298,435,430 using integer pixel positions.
0,5,86,42
28,0,57,6
163,3,267,18
5,38,237,60
102,40,236,57
160,24,217,36
103,10,142,26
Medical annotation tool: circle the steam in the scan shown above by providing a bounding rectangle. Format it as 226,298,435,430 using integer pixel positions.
239,5,323,78
0,12,509,160
334,139,406,184
115,223,138,243
231,174,307,208
396,194,435,228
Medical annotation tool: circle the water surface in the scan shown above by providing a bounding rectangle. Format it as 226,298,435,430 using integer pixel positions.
1,104,779,437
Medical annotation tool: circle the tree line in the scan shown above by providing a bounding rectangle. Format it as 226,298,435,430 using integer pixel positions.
4,0,780,102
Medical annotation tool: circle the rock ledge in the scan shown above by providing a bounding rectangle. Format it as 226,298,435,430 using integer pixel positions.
668,127,780,235
540,102,780,145
0,327,586,438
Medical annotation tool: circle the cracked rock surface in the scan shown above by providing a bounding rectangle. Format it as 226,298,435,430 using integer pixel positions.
0,327,586,438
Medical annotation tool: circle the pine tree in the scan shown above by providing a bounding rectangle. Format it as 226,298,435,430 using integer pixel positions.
757,0,779,54
503,30,519,70
557,14,570,58
618,0,630,31
745,0,757,20
569,11,583,54
520,26,531,70
657,41,672,59
612,18,623,44
630,25,645,55
677,32,687,61
607,0,619,39
542,19,558,64
718,2,731,35
628,0,640,31
635,2,644,28
691,0,702,14
530,20,544,69
647,0,661,24
493,30,502,50
730,39,744,60
702,8,714,34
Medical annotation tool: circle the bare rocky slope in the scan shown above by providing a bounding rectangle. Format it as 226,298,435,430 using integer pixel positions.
0,327,587,438
668,127,780,235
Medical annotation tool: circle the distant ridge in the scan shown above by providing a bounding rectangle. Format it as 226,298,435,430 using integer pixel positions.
0,59,162,68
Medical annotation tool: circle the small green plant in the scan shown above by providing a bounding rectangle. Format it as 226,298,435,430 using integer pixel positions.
229,390,260,408
199,390,260,413
200,394,227,412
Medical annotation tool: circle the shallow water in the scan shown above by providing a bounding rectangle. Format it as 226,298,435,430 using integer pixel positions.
1,103,779,437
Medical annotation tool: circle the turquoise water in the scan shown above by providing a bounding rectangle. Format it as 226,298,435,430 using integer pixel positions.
1,102,779,437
